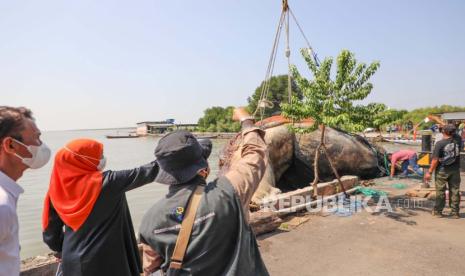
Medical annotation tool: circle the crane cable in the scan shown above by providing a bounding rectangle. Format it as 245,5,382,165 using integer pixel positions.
288,8,320,66
254,0,320,123
285,3,292,105
254,8,286,122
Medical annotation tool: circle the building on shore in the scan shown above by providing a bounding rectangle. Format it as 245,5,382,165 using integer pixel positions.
440,112,465,125
136,120,198,136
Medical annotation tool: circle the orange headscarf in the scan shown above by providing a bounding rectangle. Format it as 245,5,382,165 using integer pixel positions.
42,139,104,231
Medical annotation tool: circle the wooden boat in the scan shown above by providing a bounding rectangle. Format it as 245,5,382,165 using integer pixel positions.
383,138,421,146
105,134,140,139
195,135,218,139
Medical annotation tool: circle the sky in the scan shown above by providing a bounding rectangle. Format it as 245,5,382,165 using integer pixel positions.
1,0,464,130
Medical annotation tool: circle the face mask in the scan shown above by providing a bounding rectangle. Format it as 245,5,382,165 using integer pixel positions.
197,167,210,179
97,156,106,171
64,147,106,171
12,139,51,169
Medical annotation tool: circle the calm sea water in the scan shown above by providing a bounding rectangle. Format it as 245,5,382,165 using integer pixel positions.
17,129,227,259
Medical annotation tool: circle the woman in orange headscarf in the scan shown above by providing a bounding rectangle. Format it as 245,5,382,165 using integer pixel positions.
42,138,158,276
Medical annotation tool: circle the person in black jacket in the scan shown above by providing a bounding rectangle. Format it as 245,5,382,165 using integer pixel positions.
42,138,159,276
425,124,462,219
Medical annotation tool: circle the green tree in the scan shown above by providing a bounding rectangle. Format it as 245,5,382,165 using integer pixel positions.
356,103,407,133
401,105,465,127
373,107,407,133
197,106,241,133
282,49,380,195
247,75,302,118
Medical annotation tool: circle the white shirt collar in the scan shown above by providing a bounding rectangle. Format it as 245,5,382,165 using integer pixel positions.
0,170,24,199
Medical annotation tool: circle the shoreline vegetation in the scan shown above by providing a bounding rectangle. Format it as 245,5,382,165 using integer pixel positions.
195,104,465,134
195,74,465,134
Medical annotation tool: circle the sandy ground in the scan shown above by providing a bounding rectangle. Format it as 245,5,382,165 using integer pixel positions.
259,174,465,276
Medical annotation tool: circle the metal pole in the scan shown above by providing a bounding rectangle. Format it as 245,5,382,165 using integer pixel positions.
420,130,433,188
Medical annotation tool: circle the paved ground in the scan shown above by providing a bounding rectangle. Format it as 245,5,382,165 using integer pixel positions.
259,175,465,276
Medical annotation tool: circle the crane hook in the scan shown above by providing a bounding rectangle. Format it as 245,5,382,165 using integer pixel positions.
282,0,289,12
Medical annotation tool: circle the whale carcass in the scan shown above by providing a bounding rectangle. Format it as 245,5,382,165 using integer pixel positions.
218,116,387,204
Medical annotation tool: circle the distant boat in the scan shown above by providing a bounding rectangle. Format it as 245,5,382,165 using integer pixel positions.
383,138,421,146
195,135,218,139
105,134,140,139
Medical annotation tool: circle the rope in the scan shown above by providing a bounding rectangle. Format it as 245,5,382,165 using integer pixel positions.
289,8,320,66
254,10,286,122
383,153,390,174
286,10,292,104
254,1,321,121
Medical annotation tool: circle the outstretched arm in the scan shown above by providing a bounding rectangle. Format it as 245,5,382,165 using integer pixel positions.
425,141,442,181
225,108,267,215
390,154,399,177
104,161,159,195
390,162,395,177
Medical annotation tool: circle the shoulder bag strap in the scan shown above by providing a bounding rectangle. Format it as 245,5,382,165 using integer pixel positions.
169,184,204,270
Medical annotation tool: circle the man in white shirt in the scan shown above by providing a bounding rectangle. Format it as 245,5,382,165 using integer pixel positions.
0,106,51,276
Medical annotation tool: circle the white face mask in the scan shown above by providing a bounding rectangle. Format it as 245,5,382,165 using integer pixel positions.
64,147,106,171
13,139,51,169
97,156,106,171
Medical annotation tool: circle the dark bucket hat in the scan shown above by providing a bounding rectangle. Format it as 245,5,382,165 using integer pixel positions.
197,138,212,159
154,130,210,185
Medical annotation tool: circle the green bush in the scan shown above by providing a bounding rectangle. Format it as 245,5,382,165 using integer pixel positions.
197,106,240,133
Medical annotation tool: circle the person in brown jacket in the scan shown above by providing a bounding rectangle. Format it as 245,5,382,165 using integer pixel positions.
139,107,269,276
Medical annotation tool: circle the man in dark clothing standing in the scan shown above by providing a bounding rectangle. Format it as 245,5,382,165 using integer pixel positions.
425,124,462,219
139,107,269,276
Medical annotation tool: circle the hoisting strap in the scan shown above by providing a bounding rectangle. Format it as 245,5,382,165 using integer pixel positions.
254,9,286,121
254,1,321,122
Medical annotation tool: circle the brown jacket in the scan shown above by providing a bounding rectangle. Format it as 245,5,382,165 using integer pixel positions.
141,126,267,275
